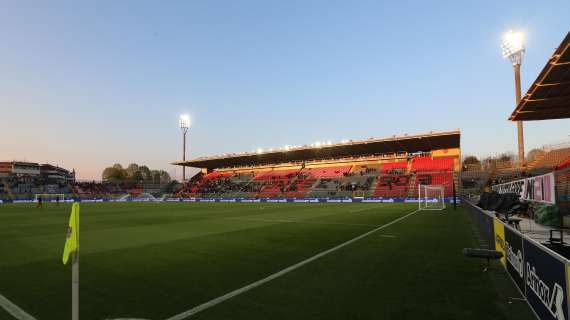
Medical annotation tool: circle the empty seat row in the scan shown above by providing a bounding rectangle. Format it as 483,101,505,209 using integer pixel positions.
411,157,454,172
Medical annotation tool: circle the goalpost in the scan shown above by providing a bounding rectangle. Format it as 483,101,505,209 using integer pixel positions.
418,185,445,211
34,194,65,202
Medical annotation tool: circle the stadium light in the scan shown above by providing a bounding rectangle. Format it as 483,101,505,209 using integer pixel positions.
502,30,525,65
501,30,526,169
179,114,191,181
179,114,191,130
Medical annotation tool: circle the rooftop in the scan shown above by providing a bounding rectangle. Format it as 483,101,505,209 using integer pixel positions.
174,129,461,170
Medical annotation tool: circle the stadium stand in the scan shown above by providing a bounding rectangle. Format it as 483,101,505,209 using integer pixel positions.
528,147,570,175
374,174,410,198
0,161,175,200
558,157,570,171
459,142,570,197
178,155,459,199
175,131,461,199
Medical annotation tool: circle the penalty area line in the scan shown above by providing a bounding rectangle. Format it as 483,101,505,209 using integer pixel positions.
0,293,37,320
165,208,420,320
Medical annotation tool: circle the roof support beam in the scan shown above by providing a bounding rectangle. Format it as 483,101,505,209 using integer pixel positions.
537,80,570,87
524,94,570,104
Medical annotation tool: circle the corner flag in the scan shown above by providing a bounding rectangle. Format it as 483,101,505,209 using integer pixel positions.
63,202,80,265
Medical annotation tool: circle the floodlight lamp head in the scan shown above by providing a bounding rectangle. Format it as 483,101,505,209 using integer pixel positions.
179,114,190,132
502,30,525,65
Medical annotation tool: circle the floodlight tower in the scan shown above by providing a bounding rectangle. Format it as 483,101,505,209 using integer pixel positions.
179,114,190,181
502,30,526,169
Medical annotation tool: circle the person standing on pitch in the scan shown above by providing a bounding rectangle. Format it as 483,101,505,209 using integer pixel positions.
37,195,43,209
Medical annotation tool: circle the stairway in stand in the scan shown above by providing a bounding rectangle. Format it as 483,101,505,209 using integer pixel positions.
526,153,546,172
407,174,417,198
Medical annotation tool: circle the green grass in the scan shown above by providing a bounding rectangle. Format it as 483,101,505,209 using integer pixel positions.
0,202,534,320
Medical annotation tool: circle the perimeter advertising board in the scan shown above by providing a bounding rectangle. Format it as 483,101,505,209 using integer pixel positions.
487,211,569,320
493,218,525,291
524,239,568,320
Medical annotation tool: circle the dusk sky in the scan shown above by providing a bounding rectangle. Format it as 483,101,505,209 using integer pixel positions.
1,1,569,180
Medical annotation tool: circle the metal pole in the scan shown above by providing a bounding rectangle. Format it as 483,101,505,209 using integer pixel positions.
182,131,187,182
452,181,457,211
72,252,79,320
514,63,525,169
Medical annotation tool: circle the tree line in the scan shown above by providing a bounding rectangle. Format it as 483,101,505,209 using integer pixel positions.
462,148,545,168
102,163,172,185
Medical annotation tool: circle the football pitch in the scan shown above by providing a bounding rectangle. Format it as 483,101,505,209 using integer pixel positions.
0,202,535,320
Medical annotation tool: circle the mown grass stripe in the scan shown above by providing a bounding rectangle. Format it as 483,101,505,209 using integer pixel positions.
165,208,420,320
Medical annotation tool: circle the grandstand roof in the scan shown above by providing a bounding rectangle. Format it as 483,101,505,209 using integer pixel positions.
510,31,570,121
174,130,461,170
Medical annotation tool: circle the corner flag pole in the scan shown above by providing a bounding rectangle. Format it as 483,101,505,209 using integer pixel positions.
63,202,80,320
72,251,79,320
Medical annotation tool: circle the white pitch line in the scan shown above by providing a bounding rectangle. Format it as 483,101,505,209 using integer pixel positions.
0,293,37,320
378,234,397,238
165,209,420,320
231,217,379,227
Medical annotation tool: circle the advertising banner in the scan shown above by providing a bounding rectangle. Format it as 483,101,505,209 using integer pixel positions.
492,172,556,204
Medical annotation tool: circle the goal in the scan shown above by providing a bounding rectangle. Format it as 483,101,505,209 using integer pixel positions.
34,194,65,202
418,185,445,211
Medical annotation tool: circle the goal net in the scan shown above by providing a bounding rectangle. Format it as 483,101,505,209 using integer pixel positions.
34,194,65,202
418,185,445,211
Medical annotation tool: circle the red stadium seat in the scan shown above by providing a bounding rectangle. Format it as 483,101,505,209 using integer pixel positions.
303,166,353,178
411,157,454,172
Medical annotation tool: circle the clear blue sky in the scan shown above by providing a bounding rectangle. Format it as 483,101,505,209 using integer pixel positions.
1,1,569,180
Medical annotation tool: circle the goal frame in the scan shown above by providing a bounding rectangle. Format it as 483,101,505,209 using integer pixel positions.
418,185,445,211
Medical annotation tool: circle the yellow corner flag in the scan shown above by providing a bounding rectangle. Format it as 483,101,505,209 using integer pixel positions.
63,202,80,265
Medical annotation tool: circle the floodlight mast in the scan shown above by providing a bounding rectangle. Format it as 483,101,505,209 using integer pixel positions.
179,114,190,181
502,30,526,169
